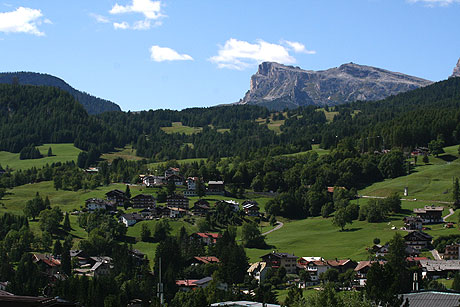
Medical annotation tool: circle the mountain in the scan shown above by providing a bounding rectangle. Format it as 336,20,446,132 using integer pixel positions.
238,62,433,110
0,72,121,115
451,58,460,78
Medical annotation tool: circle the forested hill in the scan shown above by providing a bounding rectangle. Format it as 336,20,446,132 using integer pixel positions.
0,84,121,153
0,72,121,115
1,77,460,162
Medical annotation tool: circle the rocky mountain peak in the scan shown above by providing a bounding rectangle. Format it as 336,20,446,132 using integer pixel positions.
451,58,460,78
240,62,433,110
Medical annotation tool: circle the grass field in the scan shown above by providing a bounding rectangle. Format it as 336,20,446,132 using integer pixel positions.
101,145,144,162
359,145,460,202
161,122,203,135
0,143,81,171
283,144,330,158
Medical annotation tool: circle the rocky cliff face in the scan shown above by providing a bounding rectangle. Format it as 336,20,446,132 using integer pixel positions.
451,58,460,78
239,62,433,110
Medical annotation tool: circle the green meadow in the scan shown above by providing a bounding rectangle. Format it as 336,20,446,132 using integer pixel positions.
101,145,144,162
359,145,460,202
161,122,203,135
0,143,81,171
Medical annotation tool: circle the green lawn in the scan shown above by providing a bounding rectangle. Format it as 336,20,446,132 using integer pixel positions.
0,143,81,171
359,145,460,202
283,144,330,158
161,122,202,135
101,145,144,162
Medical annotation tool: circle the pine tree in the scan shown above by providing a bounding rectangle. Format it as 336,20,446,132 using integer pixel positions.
63,212,71,230
125,185,131,199
453,178,460,206
452,273,460,291
47,147,53,157
53,240,62,257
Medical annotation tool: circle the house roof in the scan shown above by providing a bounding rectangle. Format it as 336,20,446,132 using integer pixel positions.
194,232,221,239
420,260,460,272
261,251,297,259
33,254,61,267
400,291,460,307
194,199,210,206
404,230,433,241
354,261,386,272
248,262,267,273
193,256,220,264
131,194,155,200
299,257,324,262
121,213,143,221
208,181,224,185
176,279,199,287
195,277,213,285
106,189,125,197
210,301,280,307
327,259,355,267
414,206,444,213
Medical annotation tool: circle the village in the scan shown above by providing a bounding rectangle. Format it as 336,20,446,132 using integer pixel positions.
7,166,456,306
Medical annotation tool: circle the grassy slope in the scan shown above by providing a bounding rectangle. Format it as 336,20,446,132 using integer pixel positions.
360,145,460,202
161,122,202,135
0,143,81,171
101,145,144,162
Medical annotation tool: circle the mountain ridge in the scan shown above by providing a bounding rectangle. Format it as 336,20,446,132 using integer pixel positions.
0,71,121,115
238,62,433,110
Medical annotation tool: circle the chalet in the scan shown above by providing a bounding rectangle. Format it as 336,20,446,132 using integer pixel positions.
297,257,329,284
33,254,61,275
184,190,197,197
443,244,460,260
191,199,211,216
120,213,143,227
85,167,99,173
70,250,89,266
414,205,444,224
166,194,190,209
261,251,298,274
165,167,180,178
131,194,156,208
130,249,148,266
85,198,114,211
216,200,239,212
186,177,199,191
166,174,184,186
188,256,220,266
106,189,127,207
403,216,423,230
143,175,165,187
247,262,269,283
169,207,187,218
326,259,357,273
242,200,260,217
354,261,386,287
176,277,213,292
191,232,221,245
92,261,112,277
207,181,225,195
419,260,460,279
404,230,433,250
374,244,419,258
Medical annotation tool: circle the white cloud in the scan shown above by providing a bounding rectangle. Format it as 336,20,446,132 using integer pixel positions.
150,45,193,62
407,0,460,6
113,21,129,29
109,0,163,30
110,0,162,19
209,38,316,70
282,40,316,55
90,13,110,24
0,7,49,36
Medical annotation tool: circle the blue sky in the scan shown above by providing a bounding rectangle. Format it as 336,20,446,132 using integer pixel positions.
0,0,459,111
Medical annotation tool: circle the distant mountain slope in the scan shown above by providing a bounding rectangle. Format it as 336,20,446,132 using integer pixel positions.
238,62,433,110
451,58,460,78
0,72,121,114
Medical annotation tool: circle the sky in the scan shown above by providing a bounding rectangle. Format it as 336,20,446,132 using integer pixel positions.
0,0,459,111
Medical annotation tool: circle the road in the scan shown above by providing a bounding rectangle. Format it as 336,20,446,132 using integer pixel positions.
262,221,284,236
443,208,455,222
431,249,442,260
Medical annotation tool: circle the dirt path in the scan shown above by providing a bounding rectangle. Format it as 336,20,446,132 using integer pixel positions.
431,249,442,260
262,221,284,236
443,208,455,221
